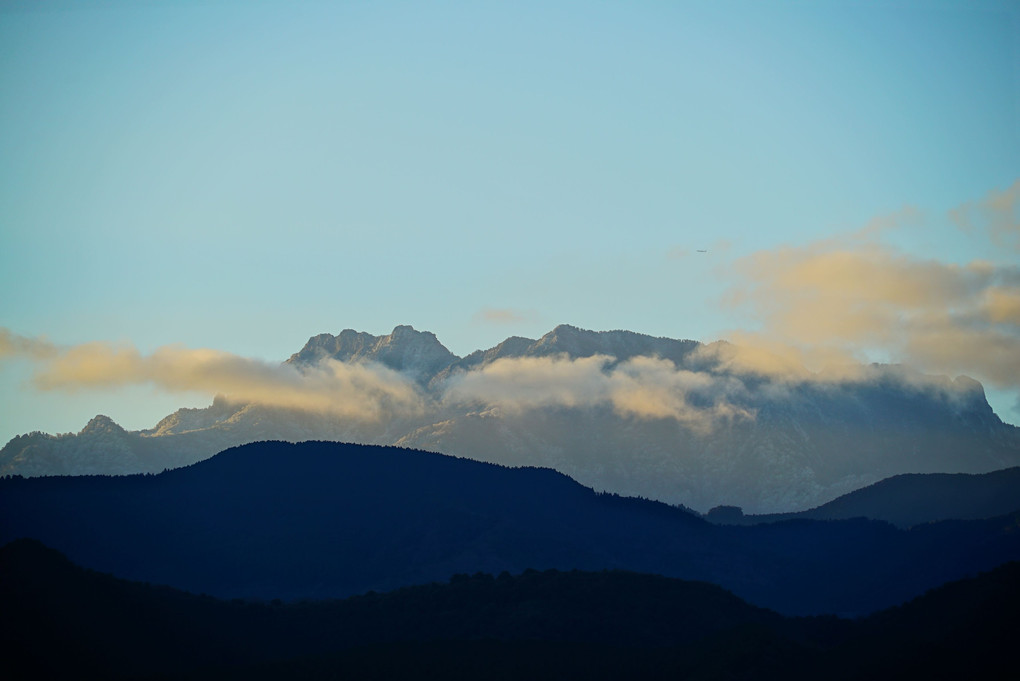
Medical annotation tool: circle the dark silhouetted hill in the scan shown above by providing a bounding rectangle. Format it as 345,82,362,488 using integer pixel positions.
2,538,1017,681
3,441,1020,616
708,466,1020,528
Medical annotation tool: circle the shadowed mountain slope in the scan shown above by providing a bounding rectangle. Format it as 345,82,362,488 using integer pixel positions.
707,466,1020,528
3,441,1019,616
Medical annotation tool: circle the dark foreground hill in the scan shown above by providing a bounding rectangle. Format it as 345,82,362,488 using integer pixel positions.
2,441,1020,615
2,539,1017,681
707,466,1020,528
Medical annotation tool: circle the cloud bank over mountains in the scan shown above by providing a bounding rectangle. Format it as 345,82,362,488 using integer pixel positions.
2,330,424,422
709,182,1020,400
1,322,985,437
727,240,1020,387
444,354,754,433
2,328,752,433
950,178,1020,253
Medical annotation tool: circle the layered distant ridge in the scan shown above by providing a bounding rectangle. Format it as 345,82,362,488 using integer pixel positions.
3,440,1019,616
3,324,1018,513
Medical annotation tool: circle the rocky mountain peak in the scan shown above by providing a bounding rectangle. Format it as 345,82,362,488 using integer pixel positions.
371,325,458,379
79,415,126,437
288,325,458,382
532,324,601,356
532,325,700,365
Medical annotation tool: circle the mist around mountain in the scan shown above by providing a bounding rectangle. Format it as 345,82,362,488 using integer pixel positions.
707,466,1020,528
3,324,1019,513
3,536,1018,681
3,440,1019,618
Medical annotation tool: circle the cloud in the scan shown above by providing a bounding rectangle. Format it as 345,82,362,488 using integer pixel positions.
473,308,539,325
690,335,856,383
0,329,59,360
444,354,753,432
445,355,613,409
982,286,1020,325
1,332,424,421
950,179,1020,252
4,330,754,432
608,355,754,430
710,238,733,254
714,203,1020,391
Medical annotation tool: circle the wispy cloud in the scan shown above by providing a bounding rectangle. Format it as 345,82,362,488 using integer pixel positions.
443,354,753,433
0,329,59,360
950,179,1020,252
473,307,539,324
712,191,1020,392
3,332,754,432
1,333,424,421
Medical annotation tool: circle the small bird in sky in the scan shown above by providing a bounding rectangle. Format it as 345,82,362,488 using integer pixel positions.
696,249,708,253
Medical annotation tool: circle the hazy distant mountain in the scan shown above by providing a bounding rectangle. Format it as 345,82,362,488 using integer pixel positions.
3,324,1019,513
706,466,1020,528
5,536,1017,680
3,441,1019,617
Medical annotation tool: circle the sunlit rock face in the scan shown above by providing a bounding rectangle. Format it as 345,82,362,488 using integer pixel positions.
3,325,1019,514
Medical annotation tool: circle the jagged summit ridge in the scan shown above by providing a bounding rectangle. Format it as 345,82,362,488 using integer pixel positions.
284,324,705,389
532,324,700,363
431,325,703,386
287,325,458,381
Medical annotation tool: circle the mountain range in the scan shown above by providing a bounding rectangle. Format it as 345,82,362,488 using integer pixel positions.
3,324,1019,513
3,440,1019,617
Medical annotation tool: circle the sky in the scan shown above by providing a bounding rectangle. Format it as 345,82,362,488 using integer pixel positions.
1,0,1019,445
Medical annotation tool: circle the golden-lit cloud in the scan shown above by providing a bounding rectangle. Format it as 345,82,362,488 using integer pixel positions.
1,333,424,421
608,355,754,430
982,287,1020,325
444,355,613,409
691,335,848,382
950,179,1020,252
715,197,1020,391
3,330,756,432
444,354,753,432
0,329,59,360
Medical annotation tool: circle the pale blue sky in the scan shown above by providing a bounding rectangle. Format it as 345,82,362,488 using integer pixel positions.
2,0,1018,443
